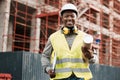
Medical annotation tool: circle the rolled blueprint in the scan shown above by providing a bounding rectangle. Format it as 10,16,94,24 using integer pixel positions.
83,34,93,49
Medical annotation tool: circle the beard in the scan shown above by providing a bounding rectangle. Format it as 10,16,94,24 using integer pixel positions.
66,26,75,34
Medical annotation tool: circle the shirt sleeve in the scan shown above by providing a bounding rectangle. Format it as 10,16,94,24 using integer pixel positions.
41,37,53,73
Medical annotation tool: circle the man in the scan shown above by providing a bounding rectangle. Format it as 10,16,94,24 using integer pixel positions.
41,3,98,80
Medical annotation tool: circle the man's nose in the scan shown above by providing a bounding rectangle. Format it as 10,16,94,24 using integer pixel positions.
67,16,72,20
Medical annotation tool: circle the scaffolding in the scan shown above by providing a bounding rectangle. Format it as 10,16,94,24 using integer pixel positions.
0,0,120,67
37,0,60,53
9,0,37,52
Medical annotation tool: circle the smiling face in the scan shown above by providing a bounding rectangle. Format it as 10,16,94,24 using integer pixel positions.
61,10,77,28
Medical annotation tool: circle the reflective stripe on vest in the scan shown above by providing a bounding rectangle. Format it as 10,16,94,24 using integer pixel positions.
50,30,92,79
56,58,84,64
55,68,90,73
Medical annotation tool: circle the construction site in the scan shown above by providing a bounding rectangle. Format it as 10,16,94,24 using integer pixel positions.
0,0,120,80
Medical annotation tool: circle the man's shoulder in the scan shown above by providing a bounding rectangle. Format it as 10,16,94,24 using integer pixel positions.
50,30,61,38
51,30,61,35
78,30,93,37
77,30,86,35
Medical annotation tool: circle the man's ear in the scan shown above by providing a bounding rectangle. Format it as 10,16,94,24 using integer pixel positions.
61,16,63,19
61,16,64,22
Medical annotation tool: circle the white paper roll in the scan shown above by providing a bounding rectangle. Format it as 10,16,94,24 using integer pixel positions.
83,34,93,44
83,34,93,49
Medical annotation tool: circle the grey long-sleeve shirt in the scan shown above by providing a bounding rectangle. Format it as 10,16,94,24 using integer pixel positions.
41,30,98,73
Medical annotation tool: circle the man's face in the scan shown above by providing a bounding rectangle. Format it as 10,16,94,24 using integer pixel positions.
61,11,77,27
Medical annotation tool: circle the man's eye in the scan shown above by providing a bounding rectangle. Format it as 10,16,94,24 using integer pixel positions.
65,15,69,18
71,15,75,18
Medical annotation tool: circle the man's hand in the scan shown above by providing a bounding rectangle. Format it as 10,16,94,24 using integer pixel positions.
47,69,56,78
81,46,94,60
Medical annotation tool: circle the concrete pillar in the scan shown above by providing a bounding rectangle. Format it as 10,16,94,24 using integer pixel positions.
96,13,101,26
30,10,41,53
96,13,101,64
109,0,114,66
7,21,13,51
0,0,11,52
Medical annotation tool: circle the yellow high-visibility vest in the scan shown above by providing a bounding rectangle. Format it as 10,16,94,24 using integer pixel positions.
50,30,92,80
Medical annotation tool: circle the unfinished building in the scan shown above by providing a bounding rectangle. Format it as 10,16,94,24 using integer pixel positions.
0,0,120,68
